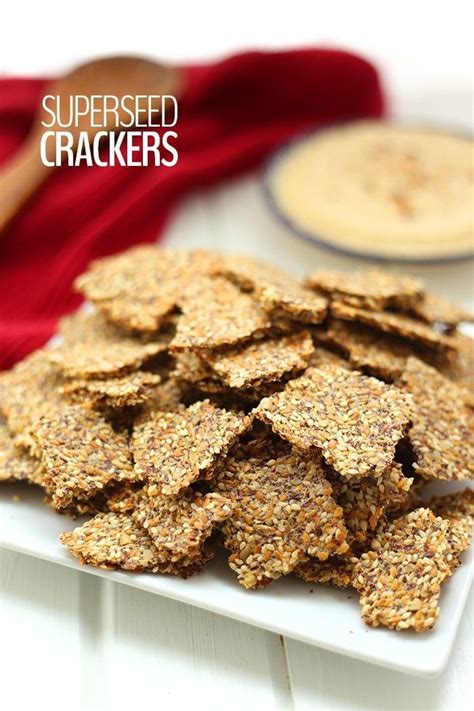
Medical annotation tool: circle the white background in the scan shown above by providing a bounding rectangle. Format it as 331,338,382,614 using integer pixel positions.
1,2,473,710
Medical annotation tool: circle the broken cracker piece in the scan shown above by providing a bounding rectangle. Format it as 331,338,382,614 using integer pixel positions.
257,280,327,324
331,301,456,351
33,405,138,508
60,513,161,571
0,349,64,444
172,351,216,386
132,399,251,496
141,379,184,414
305,269,423,310
409,292,473,329
306,344,352,371
353,509,454,631
50,311,169,378
295,555,358,588
205,331,314,388
428,489,474,554
75,247,220,332
61,372,161,408
171,277,270,351
60,512,210,575
329,463,413,548
445,333,474,405
399,358,474,481
217,444,348,589
213,254,291,292
0,419,44,484
255,366,412,479
132,488,231,560
326,319,416,380
215,254,327,324
327,319,474,404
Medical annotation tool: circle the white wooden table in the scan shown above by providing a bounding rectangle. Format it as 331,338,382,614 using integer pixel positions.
1,175,473,711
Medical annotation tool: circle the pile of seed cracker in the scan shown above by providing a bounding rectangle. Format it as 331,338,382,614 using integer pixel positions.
1,247,473,633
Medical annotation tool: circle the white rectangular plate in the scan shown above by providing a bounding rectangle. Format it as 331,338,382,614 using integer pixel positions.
0,481,472,677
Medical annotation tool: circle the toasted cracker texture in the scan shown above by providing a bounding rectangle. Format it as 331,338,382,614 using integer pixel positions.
331,301,456,351
60,512,213,576
217,441,348,589
0,419,44,483
132,400,251,496
353,509,455,631
171,277,270,351
33,405,138,509
205,331,314,388
215,254,328,324
329,463,413,548
305,269,423,309
399,358,474,481
50,311,169,378
409,293,473,328
255,366,412,479
0,350,64,442
132,488,231,560
1,246,470,635
428,489,474,553
295,555,357,588
61,372,161,408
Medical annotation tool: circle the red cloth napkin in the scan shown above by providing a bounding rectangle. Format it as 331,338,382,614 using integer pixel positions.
0,49,384,370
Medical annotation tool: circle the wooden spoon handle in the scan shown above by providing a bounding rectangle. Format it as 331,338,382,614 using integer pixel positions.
0,138,54,232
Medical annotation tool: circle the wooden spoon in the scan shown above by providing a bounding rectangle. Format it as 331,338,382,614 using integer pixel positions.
0,56,183,232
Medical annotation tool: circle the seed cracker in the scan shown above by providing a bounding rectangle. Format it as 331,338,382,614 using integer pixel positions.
326,319,474,405
60,513,160,570
172,352,288,403
75,247,221,332
295,555,358,588
216,444,348,589
61,372,161,408
0,419,44,483
205,331,314,389
256,280,328,324
409,293,474,329
0,349,64,443
326,319,415,380
60,512,211,575
213,254,288,292
50,311,169,378
255,366,412,479
215,254,328,324
445,333,474,405
105,485,143,514
428,489,474,554
305,269,423,310
172,351,216,386
306,345,352,371
399,357,474,481
329,463,413,548
353,508,454,631
140,379,184,415
171,277,270,351
47,491,112,517
132,399,252,496
331,301,456,351
132,488,231,560
33,405,138,509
